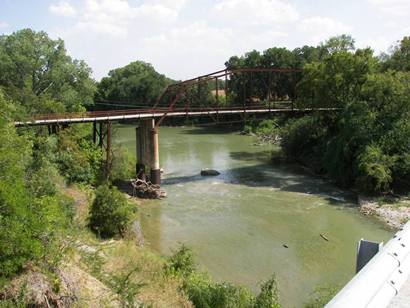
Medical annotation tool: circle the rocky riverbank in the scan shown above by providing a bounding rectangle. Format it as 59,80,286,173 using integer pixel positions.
359,195,410,230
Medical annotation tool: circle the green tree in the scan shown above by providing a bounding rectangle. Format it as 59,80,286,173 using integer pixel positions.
321,34,356,54
225,47,299,105
297,48,378,108
381,36,410,71
279,36,410,193
0,29,95,116
95,61,172,109
0,91,39,278
292,45,322,66
0,91,72,280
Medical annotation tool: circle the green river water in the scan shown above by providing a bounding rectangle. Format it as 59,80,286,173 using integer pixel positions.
115,125,392,307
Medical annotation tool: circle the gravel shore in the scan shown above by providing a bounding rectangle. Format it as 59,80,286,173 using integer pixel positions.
359,195,410,230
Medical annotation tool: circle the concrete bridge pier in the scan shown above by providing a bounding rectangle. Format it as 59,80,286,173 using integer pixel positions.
136,119,161,185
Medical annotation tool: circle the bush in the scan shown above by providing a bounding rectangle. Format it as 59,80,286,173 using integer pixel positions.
185,275,255,308
27,136,61,197
166,244,196,277
111,146,134,182
255,119,279,136
0,93,42,279
304,285,339,308
255,275,281,308
166,245,281,308
243,119,259,135
0,93,74,280
56,128,103,185
281,116,327,159
88,185,133,238
356,145,395,193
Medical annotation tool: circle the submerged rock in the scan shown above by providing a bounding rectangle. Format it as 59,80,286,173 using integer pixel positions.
201,169,220,176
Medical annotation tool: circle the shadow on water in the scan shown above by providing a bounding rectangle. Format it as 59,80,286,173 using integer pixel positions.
178,126,242,135
229,150,274,162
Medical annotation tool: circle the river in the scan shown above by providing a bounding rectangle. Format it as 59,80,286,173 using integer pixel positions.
115,125,392,307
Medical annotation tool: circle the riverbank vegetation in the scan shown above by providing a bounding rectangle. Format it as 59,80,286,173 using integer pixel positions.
240,36,410,197
1,26,408,306
0,29,281,307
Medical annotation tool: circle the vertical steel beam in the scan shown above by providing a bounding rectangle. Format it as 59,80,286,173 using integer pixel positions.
215,77,219,105
197,77,201,105
250,71,253,103
93,121,97,144
135,124,146,180
225,71,228,100
215,77,219,123
242,77,246,122
98,122,103,148
105,121,112,179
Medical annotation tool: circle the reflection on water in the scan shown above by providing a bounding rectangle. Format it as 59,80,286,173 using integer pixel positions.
116,125,392,307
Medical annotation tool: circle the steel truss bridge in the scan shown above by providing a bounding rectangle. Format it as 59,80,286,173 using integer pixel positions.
15,67,331,128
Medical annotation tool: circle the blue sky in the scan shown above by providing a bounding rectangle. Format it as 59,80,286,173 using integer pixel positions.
1,0,409,80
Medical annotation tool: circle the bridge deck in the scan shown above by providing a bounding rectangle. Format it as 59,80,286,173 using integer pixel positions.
14,107,333,126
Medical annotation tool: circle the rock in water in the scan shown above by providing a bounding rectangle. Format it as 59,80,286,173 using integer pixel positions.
201,169,220,176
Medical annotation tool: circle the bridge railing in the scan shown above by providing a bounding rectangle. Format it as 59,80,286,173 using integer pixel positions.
29,101,294,121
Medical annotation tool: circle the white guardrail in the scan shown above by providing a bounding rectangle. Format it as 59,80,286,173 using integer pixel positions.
326,221,410,308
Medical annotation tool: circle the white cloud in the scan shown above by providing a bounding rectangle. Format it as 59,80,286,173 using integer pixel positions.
50,0,297,80
368,0,410,16
0,21,9,29
49,1,77,17
46,0,409,81
138,21,292,79
143,0,187,11
49,0,299,79
298,16,351,45
213,0,299,26
50,0,191,78
358,35,393,53
140,22,234,78
60,0,187,38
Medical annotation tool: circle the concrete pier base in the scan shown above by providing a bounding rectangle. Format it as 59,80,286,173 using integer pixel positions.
136,119,161,185
150,169,161,185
